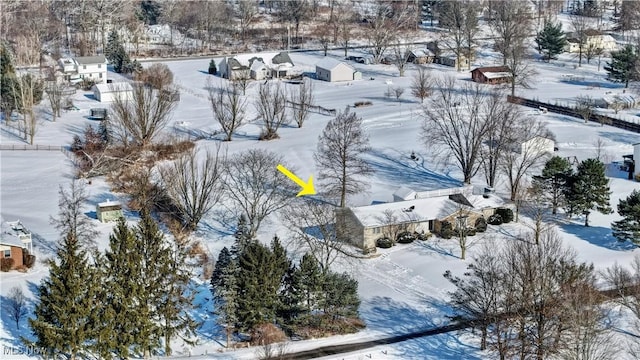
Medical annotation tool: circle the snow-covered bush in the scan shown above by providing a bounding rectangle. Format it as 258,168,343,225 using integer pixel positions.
488,214,503,225
475,217,487,232
439,221,455,239
495,208,514,223
396,231,416,244
376,237,393,248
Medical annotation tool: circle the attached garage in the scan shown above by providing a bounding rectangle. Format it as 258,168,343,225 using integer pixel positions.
93,82,134,102
316,58,359,82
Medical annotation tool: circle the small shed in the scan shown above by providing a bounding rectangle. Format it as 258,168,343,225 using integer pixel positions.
96,200,124,223
93,82,134,102
316,58,359,82
471,66,512,84
407,49,435,64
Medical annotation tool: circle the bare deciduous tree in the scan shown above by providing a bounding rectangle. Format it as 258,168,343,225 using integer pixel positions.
391,86,405,104
315,107,373,207
411,67,433,103
281,198,343,275
5,286,28,329
109,83,177,147
44,79,65,122
255,82,287,140
236,0,259,43
421,76,495,184
139,63,174,90
208,81,247,141
222,149,296,237
13,74,42,145
391,44,412,77
50,180,98,249
439,1,480,71
502,119,551,201
575,95,595,123
569,13,594,67
288,78,314,128
363,1,412,64
159,146,225,232
488,1,532,66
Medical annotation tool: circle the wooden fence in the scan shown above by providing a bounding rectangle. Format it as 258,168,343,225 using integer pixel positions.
507,95,640,134
0,144,71,156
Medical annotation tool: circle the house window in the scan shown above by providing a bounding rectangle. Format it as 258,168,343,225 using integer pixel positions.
373,227,381,234
428,220,434,231
98,64,102,69
3,249,10,258
99,73,103,78
83,65,86,70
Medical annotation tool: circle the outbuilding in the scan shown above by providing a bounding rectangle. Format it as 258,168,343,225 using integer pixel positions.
471,66,512,84
96,200,124,223
316,58,361,82
93,82,134,102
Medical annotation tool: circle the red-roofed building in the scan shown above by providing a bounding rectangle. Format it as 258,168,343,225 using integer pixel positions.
471,66,512,85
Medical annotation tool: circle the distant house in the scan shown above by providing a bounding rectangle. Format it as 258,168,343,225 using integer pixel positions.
519,136,555,155
315,58,361,82
219,52,295,80
565,30,617,53
92,82,134,102
406,49,435,64
1,220,34,270
336,191,501,252
59,56,108,84
96,200,124,223
437,52,470,69
471,66,512,84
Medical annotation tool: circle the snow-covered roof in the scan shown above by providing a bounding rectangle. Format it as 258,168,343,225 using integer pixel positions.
230,52,294,69
393,186,417,201
351,194,503,228
98,200,122,208
250,60,267,72
409,49,435,57
75,55,107,65
316,57,353,71
93,82,133,94
483,71,512,79
1,220,31,247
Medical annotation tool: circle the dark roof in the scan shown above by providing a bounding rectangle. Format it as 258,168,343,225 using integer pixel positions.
471,66,511,74
75,55,106,65
272,52,293,65
228,58,248,70
449,194,474,208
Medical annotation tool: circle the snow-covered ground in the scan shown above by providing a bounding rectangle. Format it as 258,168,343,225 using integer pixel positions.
3,38,640,359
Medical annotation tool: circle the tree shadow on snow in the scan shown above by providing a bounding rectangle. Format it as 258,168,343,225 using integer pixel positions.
559,222,637,251
597,131,640,146
0,281,40,350
361,296,481,359
366,149,462,191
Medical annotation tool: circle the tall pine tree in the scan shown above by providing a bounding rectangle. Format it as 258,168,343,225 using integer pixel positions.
565,158,612,226
605,44,639,88
28,232,99,360
211,247,239,348
105,30,131,74
611,190,640,243
535,21,567,62
532,156,574,215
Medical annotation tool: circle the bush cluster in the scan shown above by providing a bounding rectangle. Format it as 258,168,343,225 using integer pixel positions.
475,217,487,232
488,214,503,225
354,101,372,107
376,237,393,248
396,231,416,244
495,208,514,223
439,221,455,239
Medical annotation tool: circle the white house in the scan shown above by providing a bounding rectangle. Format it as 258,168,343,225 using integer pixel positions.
336,192,501,252
93,82,134,102
315,58,362,82
565,32,617,53
250,60,270,80
520,136,555,155
219,52,295,80
633,143,640,180
58,56,108,84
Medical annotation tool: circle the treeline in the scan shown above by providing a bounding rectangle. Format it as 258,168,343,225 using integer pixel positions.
26,182,196,358
210,216,362,347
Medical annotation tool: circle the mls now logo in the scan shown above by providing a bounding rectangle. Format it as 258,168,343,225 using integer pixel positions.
3,345,43,356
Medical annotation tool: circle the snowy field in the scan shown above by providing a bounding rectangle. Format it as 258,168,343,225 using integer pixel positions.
2,44,640,359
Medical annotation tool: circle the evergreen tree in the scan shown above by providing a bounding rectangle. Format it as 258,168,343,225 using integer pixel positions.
320,272,360,323
535,21,567,62
235,240,288,333
565,158,612,226
105,30,131,74
231,215,253,257
208,59,217,75
1,41,15,75
99,218,147,358
604,44,639,88
293,253,323,324
278,263,303,330
0,42,19,120
612,190,640,243
211,247,239,348
532,156,574,215
28,232,99,360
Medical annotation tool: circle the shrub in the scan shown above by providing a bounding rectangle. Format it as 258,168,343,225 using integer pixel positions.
416,231,432,241
466,228,477,237
354,101,372,107
495,207,514,223
396,231,416,244
140,63,174,89
488,214,503,225
475,217,487,232
208,59,217,75
439,221,455,239
23,254,36,268
1,258,15,272
80,78,96,91
376,237,393,248
251,323,287,346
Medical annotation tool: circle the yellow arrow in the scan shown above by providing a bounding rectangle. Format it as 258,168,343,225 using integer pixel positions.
276,164,316,197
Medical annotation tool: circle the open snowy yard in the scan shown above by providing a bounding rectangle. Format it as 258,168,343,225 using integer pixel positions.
3,48,640,359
